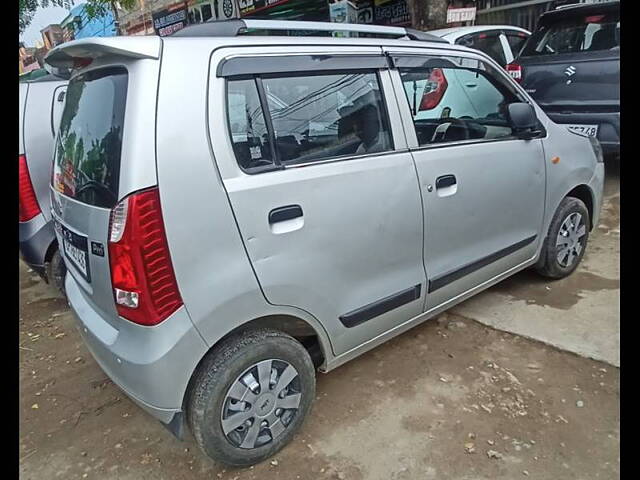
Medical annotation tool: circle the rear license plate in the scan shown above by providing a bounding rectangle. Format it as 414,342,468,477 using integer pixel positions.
566,124,599,138
60,224,90,281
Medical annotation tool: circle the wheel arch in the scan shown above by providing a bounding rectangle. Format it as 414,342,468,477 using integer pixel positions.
565,184,595,230
44,238,59,263
182,313,329,418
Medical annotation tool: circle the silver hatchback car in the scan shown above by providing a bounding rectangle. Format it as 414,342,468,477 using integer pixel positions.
44,20,604,466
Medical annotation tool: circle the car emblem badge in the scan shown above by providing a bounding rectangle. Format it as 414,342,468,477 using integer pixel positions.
565,65,576,84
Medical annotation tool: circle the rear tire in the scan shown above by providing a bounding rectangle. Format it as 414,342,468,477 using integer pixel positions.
187,329,315,467
535,197,590,279
46,249,66,296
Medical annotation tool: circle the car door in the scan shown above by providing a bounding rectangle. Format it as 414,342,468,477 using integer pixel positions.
385,49,546,312
209,48,426,356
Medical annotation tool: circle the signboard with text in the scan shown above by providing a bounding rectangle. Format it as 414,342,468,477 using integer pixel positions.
446,7,477,23
153,3,188,36
374,0,410,26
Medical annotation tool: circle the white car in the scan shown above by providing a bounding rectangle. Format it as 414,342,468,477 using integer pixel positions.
429,25,531,68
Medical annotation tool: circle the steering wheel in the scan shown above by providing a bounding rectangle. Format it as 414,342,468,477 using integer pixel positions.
430,117,471,143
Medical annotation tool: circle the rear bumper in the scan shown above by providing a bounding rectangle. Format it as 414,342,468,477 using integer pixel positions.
66,273,209,425
19,214,55,271
546,111,620,156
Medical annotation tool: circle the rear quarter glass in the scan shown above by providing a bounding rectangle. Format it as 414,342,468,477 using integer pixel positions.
52,67,128,209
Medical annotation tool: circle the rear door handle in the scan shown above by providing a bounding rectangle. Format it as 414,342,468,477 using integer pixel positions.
436,174,457,189
269,205,303,224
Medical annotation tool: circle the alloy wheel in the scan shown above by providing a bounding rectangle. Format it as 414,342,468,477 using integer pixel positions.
220,359,302,449
555,212,587,268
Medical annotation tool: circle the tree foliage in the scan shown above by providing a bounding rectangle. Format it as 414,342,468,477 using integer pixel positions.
20,1,138,36
19,0,72,34
84,0,138,23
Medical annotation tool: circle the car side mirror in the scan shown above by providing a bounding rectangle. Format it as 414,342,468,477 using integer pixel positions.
508,102,541,139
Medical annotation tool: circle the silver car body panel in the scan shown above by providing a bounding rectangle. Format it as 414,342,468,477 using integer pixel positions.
23,78,67,223
44,33,603,426
19,77,67,268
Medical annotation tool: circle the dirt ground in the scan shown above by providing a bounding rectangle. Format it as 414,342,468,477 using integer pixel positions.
19,164,620,480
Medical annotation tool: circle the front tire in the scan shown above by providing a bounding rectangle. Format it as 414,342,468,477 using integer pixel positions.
535,197,590,279
187,329,316,467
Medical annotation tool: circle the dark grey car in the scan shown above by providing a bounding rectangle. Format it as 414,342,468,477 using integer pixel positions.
507,1,619,157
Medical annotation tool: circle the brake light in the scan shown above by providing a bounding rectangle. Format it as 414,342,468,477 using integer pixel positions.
19,155,41,222
419,68,448,111
108,187,183,326
585,15,605,24
506,62,523,83
73,57,93,68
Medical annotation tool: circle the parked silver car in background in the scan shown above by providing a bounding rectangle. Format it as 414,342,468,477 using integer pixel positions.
19,74,68,291
429,25,531,68
44,19,604,467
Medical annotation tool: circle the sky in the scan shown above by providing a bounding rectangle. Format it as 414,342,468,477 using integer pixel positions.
20,3,83,47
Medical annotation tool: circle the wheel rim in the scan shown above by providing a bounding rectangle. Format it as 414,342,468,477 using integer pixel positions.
220,359,301,449
555,212,587,268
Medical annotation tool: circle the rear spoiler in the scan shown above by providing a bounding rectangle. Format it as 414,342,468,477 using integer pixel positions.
44,37,161,79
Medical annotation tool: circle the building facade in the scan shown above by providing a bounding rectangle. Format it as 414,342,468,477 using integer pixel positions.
119,0,464,36
40,24,65,49
19,44,40,74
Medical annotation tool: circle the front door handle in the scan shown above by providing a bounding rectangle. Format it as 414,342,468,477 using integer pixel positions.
269,205,303,224
436,174,457,189
434,174,457,197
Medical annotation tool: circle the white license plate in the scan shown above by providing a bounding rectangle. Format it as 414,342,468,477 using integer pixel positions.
566,124,599,138
63,238,88,277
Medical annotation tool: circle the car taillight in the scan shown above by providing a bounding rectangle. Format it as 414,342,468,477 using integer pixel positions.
108,187,183,326
19,154,41,222
506,62,523,83
419,68,448,111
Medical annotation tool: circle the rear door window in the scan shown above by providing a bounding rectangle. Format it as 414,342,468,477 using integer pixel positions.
522,10,620,56
262,72,392,165
226,70,393,171
52,67,128,208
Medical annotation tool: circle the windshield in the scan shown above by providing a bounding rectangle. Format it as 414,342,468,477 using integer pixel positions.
52,67,128,209
522,10,619,56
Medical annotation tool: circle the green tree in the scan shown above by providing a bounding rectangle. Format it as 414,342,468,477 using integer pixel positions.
20,1,138,37
19,0,72,34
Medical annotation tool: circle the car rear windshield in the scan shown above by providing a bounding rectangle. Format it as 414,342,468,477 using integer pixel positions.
521,9,619,56
52,67,128,209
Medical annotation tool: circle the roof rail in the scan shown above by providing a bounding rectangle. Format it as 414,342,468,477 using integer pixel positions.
171,19,449,43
